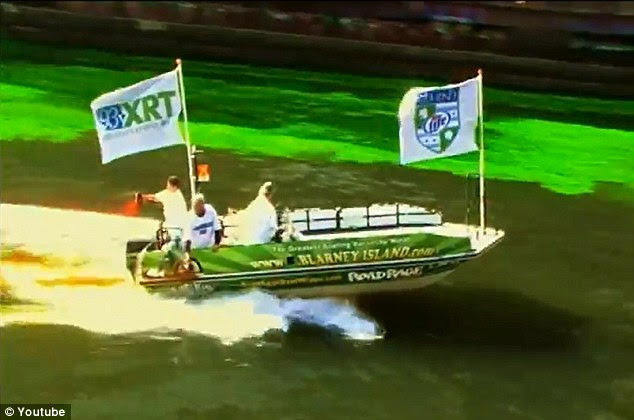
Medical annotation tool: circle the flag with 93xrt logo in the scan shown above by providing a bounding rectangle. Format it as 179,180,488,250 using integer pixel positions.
398,75,481,165
90,69,184,164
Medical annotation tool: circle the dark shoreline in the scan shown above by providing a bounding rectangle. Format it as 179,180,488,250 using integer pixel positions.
2,2,632,98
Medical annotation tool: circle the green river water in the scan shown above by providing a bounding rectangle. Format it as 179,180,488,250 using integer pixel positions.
1,40,634,419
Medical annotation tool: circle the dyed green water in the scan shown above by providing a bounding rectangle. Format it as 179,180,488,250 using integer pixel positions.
2,38,634,420
2,145,634,419
1,40,633,197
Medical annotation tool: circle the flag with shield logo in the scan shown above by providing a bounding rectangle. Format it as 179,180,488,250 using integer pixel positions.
399,75,481,165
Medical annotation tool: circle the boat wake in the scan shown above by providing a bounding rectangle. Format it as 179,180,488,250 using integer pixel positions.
0,204,382,344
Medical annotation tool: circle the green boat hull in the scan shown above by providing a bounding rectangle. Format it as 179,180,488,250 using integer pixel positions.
127,231,487,298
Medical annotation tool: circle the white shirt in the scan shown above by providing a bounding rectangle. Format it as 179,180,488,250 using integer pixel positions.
155,189,188,232
185,204,221,249
242,194,277,244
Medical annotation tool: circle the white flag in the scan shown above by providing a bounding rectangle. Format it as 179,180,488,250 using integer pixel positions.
90,69,184,164
399,75,481,165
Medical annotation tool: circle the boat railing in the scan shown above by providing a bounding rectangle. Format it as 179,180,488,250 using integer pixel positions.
284,204,443,235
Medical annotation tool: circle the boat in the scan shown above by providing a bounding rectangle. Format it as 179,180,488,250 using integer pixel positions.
88,61,504,298
126,204,504,297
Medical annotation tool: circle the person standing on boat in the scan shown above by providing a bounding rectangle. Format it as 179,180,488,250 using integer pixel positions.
242,181,280,244
136,175,188,239
183,193,222,252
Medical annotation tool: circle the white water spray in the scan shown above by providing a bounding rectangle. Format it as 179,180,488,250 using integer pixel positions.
0,204,382,344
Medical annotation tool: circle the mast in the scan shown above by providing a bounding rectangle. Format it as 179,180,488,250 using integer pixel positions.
477,69,485,235
175,58,197,202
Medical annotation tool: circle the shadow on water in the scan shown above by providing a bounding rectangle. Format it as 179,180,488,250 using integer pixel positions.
266,321,363,348
355,285,586,351
250,285,587,355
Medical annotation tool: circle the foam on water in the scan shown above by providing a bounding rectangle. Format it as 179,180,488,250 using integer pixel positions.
0,204,382,344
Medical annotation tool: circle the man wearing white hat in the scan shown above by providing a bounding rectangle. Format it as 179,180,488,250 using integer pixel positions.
183,193,222,253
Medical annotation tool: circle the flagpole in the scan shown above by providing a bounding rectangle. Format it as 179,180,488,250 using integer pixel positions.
175,58,196,203
477,69,485,235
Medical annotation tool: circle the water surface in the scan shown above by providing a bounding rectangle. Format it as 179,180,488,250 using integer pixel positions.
1,140,633,419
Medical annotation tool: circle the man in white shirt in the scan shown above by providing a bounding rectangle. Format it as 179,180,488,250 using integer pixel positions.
184,193,222,252
137,175,188,239
241,181,280,244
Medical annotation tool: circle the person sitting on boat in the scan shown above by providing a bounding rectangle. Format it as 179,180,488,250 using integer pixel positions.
135,175,188,240
241,181,283,244
183,193,222,253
